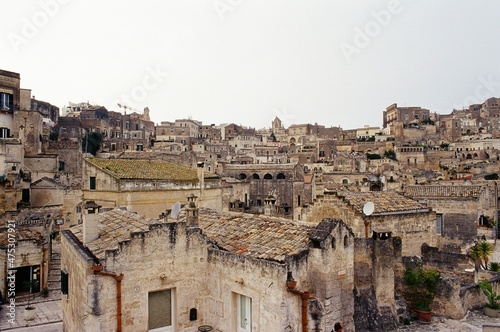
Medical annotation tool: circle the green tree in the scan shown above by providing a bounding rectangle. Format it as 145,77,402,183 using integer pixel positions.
82,132,103,156
384,149,397,161
469,241,494,270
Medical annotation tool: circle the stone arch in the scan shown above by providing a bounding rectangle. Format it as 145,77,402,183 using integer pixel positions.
264,173,273,179
252,173,260,179
277,173,286,179
239,173,247,180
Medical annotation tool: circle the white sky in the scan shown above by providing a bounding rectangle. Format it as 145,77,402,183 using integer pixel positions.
3,0,500,130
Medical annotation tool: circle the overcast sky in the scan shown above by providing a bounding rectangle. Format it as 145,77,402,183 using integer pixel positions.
3,1,500,130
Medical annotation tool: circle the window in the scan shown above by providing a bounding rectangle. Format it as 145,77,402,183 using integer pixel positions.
276,173,285,179
436,214,443,236
264,173,272,179
0,92,13,110
136,144,143,151
58,161,65,171
235,293,252,332
148,289,174,331
125,122,130,129
61,270,69,296
0,127,10,138
89,177,96,190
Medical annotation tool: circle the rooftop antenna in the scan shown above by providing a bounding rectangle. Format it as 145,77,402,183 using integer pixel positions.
170,202,181,220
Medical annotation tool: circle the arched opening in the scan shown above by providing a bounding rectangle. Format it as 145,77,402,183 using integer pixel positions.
277,173,285,179
343,235,348,248
239,173,247,180
252,173,260,179
264,173,273,180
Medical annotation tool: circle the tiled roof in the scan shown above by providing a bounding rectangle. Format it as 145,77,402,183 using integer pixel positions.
71,208,316,263
336,191,429,215
195,209,314,263
71,208,157,259
0,228,45,248
85,158,218,181
404,185,483,198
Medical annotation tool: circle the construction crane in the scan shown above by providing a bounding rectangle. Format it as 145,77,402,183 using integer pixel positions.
116,103,138,114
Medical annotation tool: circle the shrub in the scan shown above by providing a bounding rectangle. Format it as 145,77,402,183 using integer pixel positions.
404,265,441,311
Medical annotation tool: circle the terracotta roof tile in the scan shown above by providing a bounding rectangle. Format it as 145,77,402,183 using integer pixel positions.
335,191,428,215
71,207,316,263
85,158,217,181
0,228,45,248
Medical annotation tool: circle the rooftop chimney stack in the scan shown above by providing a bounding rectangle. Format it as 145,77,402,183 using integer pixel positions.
83,201,101,244
186,194,199,228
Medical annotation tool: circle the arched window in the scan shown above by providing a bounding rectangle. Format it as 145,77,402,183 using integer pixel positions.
264,173,273,179
332,237,336,250
239,173,247,180
276,173,285,179
252,173,260,179
342,178,348,185
344,235,349,248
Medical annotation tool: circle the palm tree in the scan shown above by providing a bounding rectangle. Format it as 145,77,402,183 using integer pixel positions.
469,240,494,270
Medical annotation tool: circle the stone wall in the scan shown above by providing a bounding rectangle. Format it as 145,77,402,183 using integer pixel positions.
305,194,437,256
23,155,59,182
353,236,403,331
62,217,356,332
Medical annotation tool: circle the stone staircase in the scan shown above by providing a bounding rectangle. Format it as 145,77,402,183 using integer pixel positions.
46,236,62,301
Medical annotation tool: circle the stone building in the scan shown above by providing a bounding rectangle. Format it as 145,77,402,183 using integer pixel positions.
305,190,437,256
82,158,222,218
222,163,311,220
394,145,426,169
61,205,355,332
403,184,498,250
0,226,48,301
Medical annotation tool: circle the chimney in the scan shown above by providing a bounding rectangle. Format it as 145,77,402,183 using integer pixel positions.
197,161,204,198
264,194,276,216
83,201,101,244
186,194,199,228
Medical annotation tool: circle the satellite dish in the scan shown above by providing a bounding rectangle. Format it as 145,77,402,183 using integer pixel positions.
363,202,374,216
170,202,181,220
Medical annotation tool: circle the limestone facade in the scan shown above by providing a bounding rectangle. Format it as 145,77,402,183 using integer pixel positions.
82,158,223,218
305,191,437,256
61,208,356,332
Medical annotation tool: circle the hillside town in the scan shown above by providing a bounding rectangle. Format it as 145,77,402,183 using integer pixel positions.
1,68,500,331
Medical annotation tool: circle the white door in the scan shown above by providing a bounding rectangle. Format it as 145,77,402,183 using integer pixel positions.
238,294,252,332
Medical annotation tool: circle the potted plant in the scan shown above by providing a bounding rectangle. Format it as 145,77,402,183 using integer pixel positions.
22,280,39,321
479,279,500,318
404,264,441,322
42,287,49,298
